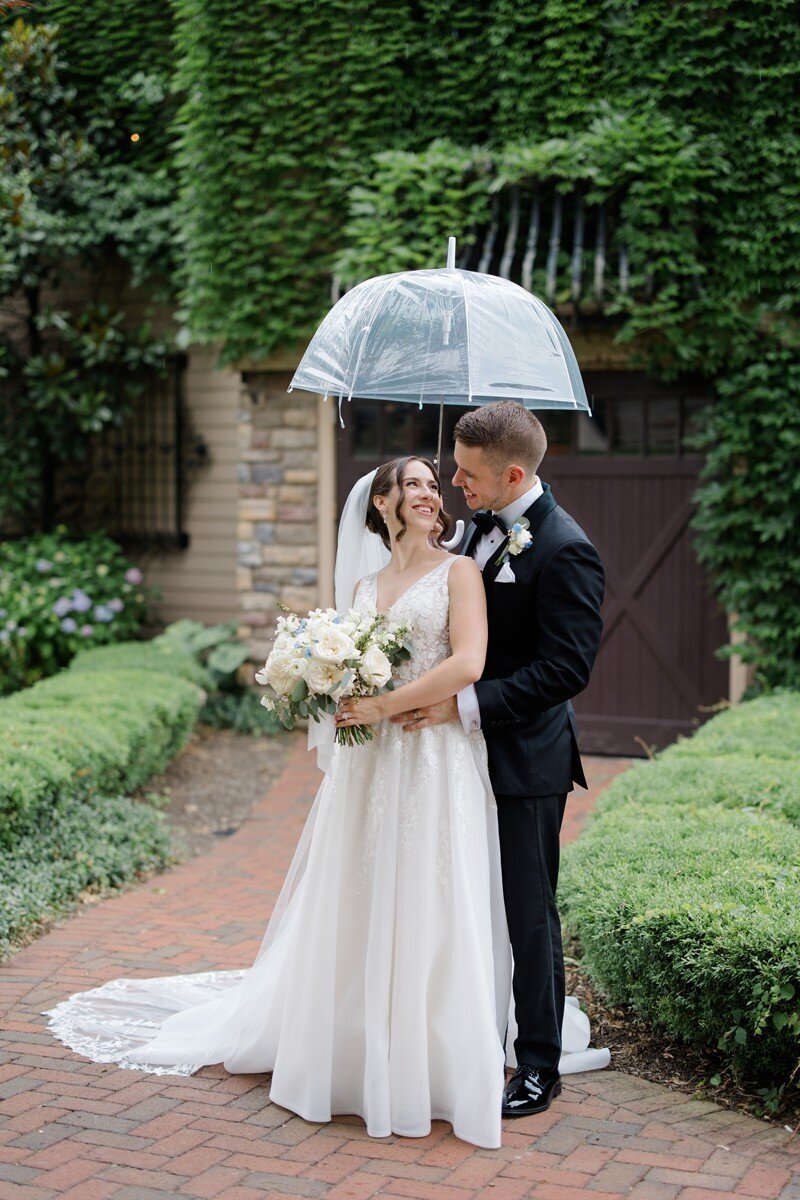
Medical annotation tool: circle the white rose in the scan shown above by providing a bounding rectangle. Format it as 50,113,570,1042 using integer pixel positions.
262,648,307,695
311,625,357,665
305,659,345,695
360,643,392,689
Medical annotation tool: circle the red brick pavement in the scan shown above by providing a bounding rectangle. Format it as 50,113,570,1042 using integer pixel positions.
2,733,798,1200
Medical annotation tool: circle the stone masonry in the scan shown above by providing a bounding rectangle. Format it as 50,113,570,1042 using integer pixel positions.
236,372,320,672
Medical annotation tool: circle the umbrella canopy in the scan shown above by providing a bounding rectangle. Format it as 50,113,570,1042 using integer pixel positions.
289,239,589,415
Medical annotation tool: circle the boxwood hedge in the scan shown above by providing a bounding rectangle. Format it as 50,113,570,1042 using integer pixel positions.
0,642,204,959
561,691,800,1083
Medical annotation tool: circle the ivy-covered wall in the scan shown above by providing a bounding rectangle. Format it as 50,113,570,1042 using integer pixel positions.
28,1,177,287
10,1,800,687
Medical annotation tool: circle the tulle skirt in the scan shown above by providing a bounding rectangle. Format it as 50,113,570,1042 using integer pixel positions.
45,722,512,1148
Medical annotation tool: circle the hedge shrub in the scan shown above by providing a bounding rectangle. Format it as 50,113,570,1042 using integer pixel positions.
0,642,203,959
663,690,800,762
0,649,203,850
70,640,207,687
596,755,800,829
561,693,800,1084
0,793,179,961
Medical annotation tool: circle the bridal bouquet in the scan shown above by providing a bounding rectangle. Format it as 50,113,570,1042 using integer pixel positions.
256,604,412,746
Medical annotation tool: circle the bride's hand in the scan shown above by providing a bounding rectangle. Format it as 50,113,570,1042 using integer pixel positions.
334,694,386,728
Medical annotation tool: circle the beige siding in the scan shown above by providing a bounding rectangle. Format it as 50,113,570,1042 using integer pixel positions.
138,345,240,625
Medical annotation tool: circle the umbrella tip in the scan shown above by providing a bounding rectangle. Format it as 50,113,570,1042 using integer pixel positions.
446,236,456,270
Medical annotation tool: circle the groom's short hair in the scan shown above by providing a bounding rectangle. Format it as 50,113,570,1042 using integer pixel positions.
454,401,547,473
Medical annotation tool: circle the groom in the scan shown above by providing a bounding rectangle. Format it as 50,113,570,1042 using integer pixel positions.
392,400,604,1117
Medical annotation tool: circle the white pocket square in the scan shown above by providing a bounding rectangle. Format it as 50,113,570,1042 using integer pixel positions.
495,561,516,583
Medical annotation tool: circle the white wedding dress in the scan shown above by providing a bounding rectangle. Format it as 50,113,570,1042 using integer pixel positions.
43,555,608,1150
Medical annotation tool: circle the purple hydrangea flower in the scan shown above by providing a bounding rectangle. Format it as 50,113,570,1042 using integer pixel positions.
107,598,125,613
0,630,8,643
35,558,53,572
53,596,73,618
17,626,27,638
71,588,92,613
124,567,143,585
93,605,114,623
60,617,78,633
0,608,6,619
80,624,94,637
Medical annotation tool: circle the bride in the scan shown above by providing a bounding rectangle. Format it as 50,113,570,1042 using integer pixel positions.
43,455,605,1150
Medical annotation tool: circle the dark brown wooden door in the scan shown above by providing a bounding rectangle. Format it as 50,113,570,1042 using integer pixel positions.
544,456,729,755
335,372,729,756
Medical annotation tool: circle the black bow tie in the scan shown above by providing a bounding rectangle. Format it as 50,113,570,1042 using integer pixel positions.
472,510,508,536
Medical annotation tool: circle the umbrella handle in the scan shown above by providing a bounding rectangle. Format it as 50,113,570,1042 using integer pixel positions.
440,519,465,551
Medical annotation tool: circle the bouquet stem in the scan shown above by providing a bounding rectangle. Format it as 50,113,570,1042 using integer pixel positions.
335,723,375,748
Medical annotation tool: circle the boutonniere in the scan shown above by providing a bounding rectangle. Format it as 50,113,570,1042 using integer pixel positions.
494,518,533,567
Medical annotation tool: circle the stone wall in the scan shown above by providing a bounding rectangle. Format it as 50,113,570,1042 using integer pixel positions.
236,373,321,671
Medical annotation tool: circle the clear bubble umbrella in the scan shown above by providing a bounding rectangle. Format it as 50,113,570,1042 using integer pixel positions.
289,236,590,468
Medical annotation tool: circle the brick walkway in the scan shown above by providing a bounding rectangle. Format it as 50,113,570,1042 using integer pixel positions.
2,734,798,1200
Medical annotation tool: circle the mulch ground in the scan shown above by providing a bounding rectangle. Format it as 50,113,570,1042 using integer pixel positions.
134,724,293,858
1,733,799,1200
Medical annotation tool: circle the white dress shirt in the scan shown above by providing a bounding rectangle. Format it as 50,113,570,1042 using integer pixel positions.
457,478,544,733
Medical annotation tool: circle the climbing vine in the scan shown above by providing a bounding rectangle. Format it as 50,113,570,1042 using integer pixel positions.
3,1,798,681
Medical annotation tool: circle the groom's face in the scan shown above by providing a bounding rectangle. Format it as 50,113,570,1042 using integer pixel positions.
452,441,510,511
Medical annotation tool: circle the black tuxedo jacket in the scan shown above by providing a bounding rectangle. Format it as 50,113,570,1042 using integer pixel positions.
460,483,604,796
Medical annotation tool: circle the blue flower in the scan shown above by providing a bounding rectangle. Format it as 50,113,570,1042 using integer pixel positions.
35,559,53,573
61,617,78,633
53,596,73,618
107,598,125,613
17,626,27,638
71,588,92,613
93,604,114,623
0,608,5,619
0,630,8,643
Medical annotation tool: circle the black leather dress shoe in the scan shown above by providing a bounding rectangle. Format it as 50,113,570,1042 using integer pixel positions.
502,1065,562,1117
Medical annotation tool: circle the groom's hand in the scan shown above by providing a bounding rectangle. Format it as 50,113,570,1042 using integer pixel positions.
390,697,459,732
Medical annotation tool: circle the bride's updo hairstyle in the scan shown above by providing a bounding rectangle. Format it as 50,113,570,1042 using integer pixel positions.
366,456,453,551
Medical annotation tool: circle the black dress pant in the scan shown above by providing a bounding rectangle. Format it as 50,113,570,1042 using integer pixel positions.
495,792,567,1072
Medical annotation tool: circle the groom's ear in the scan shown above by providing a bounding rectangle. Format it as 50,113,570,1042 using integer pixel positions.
506,464,526,487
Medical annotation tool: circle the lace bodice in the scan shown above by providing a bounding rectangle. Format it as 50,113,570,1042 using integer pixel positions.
355,556,456,685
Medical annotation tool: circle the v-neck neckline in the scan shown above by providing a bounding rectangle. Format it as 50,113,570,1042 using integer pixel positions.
373,558,450,616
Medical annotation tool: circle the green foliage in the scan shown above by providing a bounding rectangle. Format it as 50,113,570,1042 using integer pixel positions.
0,654,202,850
336,141,493,287
155,617,284,735
171,0,416,363
0,18,172,523
664,690,800,762
0,790,178,962
154,618,250,690
0,527,155,693
4,4,797,680
561,804,800,1082
200,689,282,736
596,754,800,829
561,693,800,1084
688,348,800,690
17,1,178,284
70,640,208,688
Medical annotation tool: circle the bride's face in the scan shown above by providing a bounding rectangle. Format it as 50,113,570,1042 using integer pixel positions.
388,460,442,537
